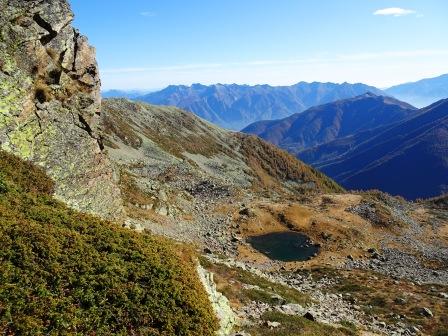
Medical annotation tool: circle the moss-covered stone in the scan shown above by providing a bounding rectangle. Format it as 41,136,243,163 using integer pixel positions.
5,120,41,159
0,72,28,127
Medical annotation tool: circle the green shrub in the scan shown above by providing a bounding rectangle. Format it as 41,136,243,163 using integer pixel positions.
0,150,217,335
0,175,7,193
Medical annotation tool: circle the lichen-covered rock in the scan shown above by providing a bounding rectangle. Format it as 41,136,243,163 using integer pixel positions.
0,0,123,218
197,264,237,335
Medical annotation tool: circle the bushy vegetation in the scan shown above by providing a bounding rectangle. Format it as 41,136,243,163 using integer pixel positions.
0,150,217,335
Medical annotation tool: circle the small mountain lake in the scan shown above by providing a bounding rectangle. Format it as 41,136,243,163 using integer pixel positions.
247,231,319,262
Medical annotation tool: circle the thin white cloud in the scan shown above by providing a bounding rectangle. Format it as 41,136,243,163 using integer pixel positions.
140,11,156,17
373,7,416,17
102,50,448,75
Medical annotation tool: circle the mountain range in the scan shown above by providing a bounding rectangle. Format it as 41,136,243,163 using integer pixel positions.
103,73,448,131
243,93,417,153
315,98,448,200
136,82,385,130
244,94,448,200
385,73,448,108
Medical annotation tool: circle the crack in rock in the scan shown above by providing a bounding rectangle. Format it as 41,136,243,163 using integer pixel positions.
32,13,57,45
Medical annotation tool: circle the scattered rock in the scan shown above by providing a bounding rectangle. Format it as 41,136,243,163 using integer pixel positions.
231,236,242,243
303,312,316,321
377,321,387,328
270,294,286,305
394,297,406,304
419,307,433,318
371,252,381,260
320,232,332,241
186,181,230,199
409,326,420,333
265,321,281,328
277,303,305,316
239,208,253,217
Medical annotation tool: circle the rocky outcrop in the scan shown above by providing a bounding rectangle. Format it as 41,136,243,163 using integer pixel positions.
0,0,123,218
197,264,237,335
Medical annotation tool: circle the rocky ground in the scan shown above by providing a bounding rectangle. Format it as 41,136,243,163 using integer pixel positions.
202,256,427,336
97,99,448,336
121,163,447,336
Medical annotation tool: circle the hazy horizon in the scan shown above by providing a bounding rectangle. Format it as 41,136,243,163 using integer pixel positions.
100,75,448,93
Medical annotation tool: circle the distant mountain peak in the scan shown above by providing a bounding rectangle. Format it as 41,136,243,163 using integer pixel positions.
386,73,448,108
347,92,417,110
136,82,385,130
243,93,418,153
317,98,448,200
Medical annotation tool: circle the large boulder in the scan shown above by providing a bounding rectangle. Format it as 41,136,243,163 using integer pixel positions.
0,0,123,219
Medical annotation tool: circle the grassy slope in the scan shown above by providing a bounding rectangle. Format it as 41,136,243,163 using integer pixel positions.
0,150,217,335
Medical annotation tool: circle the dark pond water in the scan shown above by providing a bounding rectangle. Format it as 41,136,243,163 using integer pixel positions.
247,231,319,262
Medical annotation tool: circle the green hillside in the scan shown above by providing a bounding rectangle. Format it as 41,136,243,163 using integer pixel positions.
0,150,217,335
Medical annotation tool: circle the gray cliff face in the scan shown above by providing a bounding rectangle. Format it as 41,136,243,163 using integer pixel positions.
0,0,123,219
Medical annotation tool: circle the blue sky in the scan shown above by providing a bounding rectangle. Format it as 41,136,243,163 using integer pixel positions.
70,0,448,90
